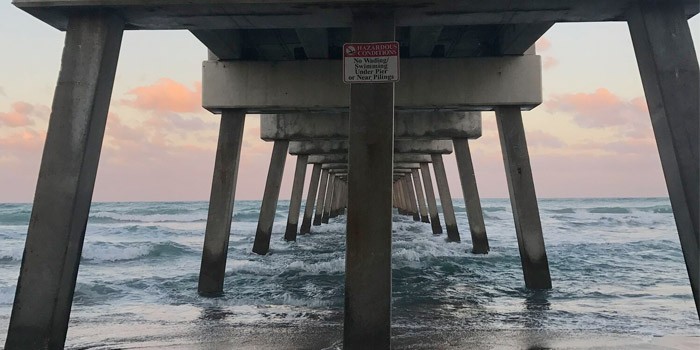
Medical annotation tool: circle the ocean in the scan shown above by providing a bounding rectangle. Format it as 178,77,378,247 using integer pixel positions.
0,198,698,349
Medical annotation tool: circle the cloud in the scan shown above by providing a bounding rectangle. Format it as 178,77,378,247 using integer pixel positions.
121,78,203,114
143,113,217,133
536,37,551,51
0,102,48,127
542,56,558,70
544,88,650,137
526,130,566,149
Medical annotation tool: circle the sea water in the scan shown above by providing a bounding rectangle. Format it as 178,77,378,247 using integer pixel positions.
0,198,697,348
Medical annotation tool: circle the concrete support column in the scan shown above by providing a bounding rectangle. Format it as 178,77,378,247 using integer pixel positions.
284,155,308,241
399,178,409,216
405,176,421,221
330,180,341,218
322,174,335,223
313,170,329,226
420,163,443,234
453,138,489,254
300,163,322,234
252,140,289,255
628,0,699,316
198,111,246,296
340,181,348,214
344,10,394,349
395,181,405,215
431,155,460,242
5,13,124,350
411,169,430,223
496,106,551,289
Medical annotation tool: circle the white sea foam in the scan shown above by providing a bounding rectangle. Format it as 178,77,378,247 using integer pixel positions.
81,243,152,262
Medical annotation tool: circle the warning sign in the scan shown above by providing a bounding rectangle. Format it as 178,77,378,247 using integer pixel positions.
343,41,400,83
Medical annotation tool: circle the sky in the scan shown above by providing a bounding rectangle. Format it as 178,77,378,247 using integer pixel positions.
0,3,698,202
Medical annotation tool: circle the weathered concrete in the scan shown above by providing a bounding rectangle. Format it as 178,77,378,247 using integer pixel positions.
322,174,335,223
397,178,407,215
395,140,453,154
453,138,489,254
198,110,246,297
252,140,289,255
405,176,421,221
329,179,339,218
420,162,443,234
290,140,349,155
260,112,481,140
308,154,348,164
14,1,699,32
344,11,394,349
290,140,452,155
4,13,124,350
431,154,460,242
284,155,308,241
300,163,322,234
203,57,542,113
313,169,330,226
496,106,551,289
627,0,699,316
412,169,430,223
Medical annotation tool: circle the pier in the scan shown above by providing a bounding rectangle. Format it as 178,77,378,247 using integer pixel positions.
4,1,699,349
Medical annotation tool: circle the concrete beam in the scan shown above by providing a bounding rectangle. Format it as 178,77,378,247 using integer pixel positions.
190,29,243,60
322,162,420,170
290,140,453,155
394,140,453,154
497,23,554,55
410,26,443,57
295,28,329,59
14,1,700,32
308,153,431,164
308,154,348,164
260,112,481,141
203,57,542,113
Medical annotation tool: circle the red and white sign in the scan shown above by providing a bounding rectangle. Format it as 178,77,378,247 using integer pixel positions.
343,41,400,83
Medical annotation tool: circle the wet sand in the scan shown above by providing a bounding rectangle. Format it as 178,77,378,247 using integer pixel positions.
73,325,700,350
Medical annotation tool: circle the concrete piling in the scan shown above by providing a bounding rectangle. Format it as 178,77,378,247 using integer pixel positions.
322,174,335,223
420,162,443,234
252,140,289,255
431,154,461,242
313,169,329,226
627,0,699,316
284,155,308,241
300,163,322,234
405,176,421,221
344,10,394,349
453,138,489,254
412,169,430,223
4,12,124,350
495,106,552,289
198,110,246,296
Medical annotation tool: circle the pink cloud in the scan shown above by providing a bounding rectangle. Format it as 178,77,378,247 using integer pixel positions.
536,37,551,51
543,56,558,70
526,130,566,149
0,129,46,155
545,88,651,137
0,102,48,127
121,78,203,114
